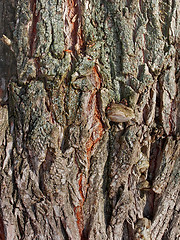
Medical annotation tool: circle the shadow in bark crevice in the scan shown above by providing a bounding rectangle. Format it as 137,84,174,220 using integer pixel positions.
60,218,69,240
39,148,55,200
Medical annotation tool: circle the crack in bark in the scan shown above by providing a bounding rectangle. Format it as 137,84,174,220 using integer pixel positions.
29,0,40,58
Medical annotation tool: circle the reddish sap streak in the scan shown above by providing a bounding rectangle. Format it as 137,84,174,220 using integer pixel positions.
74,173,85,237
86,66,103,164
29,0,40,57
74,206,84,237
78,173,85,202
34,57,41,77
64,0,85,56
74,67,104,238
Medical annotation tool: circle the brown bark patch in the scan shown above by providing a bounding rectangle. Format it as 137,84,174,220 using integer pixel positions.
29,0,40,58
0,216,5,240
63,0,85,55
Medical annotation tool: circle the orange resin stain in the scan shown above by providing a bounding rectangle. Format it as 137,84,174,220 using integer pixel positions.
74,173,85,237
64,0,87,235
86,67,103,160
74,206,84,237
78,173,85,202
64,0,85,56
64,2,103,236
74,66,104,237
84,66,103,166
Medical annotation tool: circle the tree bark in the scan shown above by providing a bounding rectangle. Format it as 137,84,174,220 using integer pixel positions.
0,0,179,239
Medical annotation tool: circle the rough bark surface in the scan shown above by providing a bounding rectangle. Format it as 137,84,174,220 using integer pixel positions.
0,0,180,239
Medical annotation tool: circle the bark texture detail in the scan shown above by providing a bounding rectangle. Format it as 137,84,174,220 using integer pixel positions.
0,0,180,239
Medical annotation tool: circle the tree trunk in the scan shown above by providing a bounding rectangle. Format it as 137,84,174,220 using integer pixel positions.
0,0,179,239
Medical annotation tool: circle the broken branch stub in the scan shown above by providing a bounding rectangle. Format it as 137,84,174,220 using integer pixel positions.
1,34,11,46
106,103,135,123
